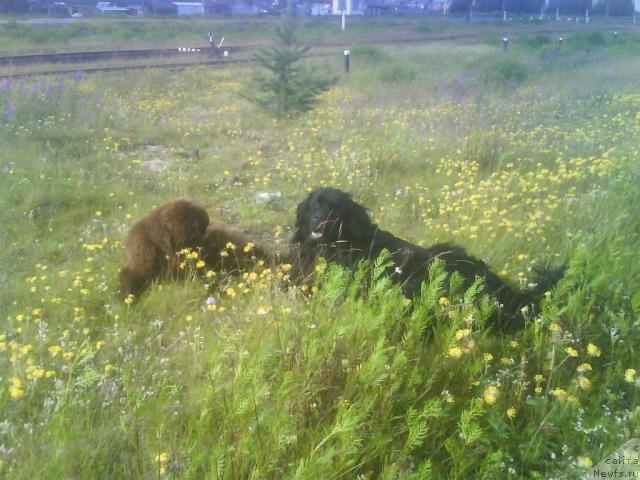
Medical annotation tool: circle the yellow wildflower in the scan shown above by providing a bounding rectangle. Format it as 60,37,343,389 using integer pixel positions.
9,378,25,399
578,376,591,390
551,388,568,402
448,346,463,359
587,343,601,357
624,369,637,383
154,452,169,475
565,347,579,358
549,323,562,333
483,386,499,405
576,457,593,468
577,363,592,373
455,329,472,340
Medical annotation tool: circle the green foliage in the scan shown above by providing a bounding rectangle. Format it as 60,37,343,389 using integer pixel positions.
350,44,392,64
480,55,529,84
571,30,607,48
243,19,337,117
378,62,418,83
521,33,552,49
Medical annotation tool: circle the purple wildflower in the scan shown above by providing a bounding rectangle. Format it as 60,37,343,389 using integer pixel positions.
3,102,16,121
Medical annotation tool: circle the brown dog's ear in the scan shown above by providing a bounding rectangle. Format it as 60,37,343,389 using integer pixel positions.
293,195,312,244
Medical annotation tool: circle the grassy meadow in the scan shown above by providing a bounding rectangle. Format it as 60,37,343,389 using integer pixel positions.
1,25,640,478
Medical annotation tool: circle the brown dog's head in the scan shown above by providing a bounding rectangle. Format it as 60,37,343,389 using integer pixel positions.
293,188,374,246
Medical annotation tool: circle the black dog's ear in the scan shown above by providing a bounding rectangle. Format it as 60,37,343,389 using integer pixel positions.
293,195,312,244
339,195,373,241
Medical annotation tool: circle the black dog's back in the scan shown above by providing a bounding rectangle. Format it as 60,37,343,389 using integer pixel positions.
371,235,527,331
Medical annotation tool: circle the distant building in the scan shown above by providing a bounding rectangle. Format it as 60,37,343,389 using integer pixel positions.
206,1,231,14
147,0,177,14
364,3,390,15
332,0,364,15
96,1,136,14
230,1,259,14
425,0,450,12
311,2,331,14
173,1,204,14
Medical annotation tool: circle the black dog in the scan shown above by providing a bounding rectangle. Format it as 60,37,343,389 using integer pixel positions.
291,187,564,332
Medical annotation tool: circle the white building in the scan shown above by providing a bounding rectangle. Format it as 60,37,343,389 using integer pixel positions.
96,1,134,13
311,3,331,14
332,0,364,15
173,1,204,15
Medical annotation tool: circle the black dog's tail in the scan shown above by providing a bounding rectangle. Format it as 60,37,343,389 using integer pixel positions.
517,263,566,318
530,264,566,298
498,264,566,333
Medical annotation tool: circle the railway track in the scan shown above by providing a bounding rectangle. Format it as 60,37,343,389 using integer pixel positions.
0,24,631,80
0,58,253,79
0,45,249,66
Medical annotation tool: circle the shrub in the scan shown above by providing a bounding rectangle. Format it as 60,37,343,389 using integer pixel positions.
243,19,337,117
481,56,529,84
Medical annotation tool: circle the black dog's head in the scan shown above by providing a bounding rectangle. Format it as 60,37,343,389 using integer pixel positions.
293,188,374,246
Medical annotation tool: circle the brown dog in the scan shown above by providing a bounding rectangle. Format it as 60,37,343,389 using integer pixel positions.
120,199,271,297
119,199,210,296
201,220,270,274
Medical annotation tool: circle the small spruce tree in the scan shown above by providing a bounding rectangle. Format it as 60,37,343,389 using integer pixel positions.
244,19,337,117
